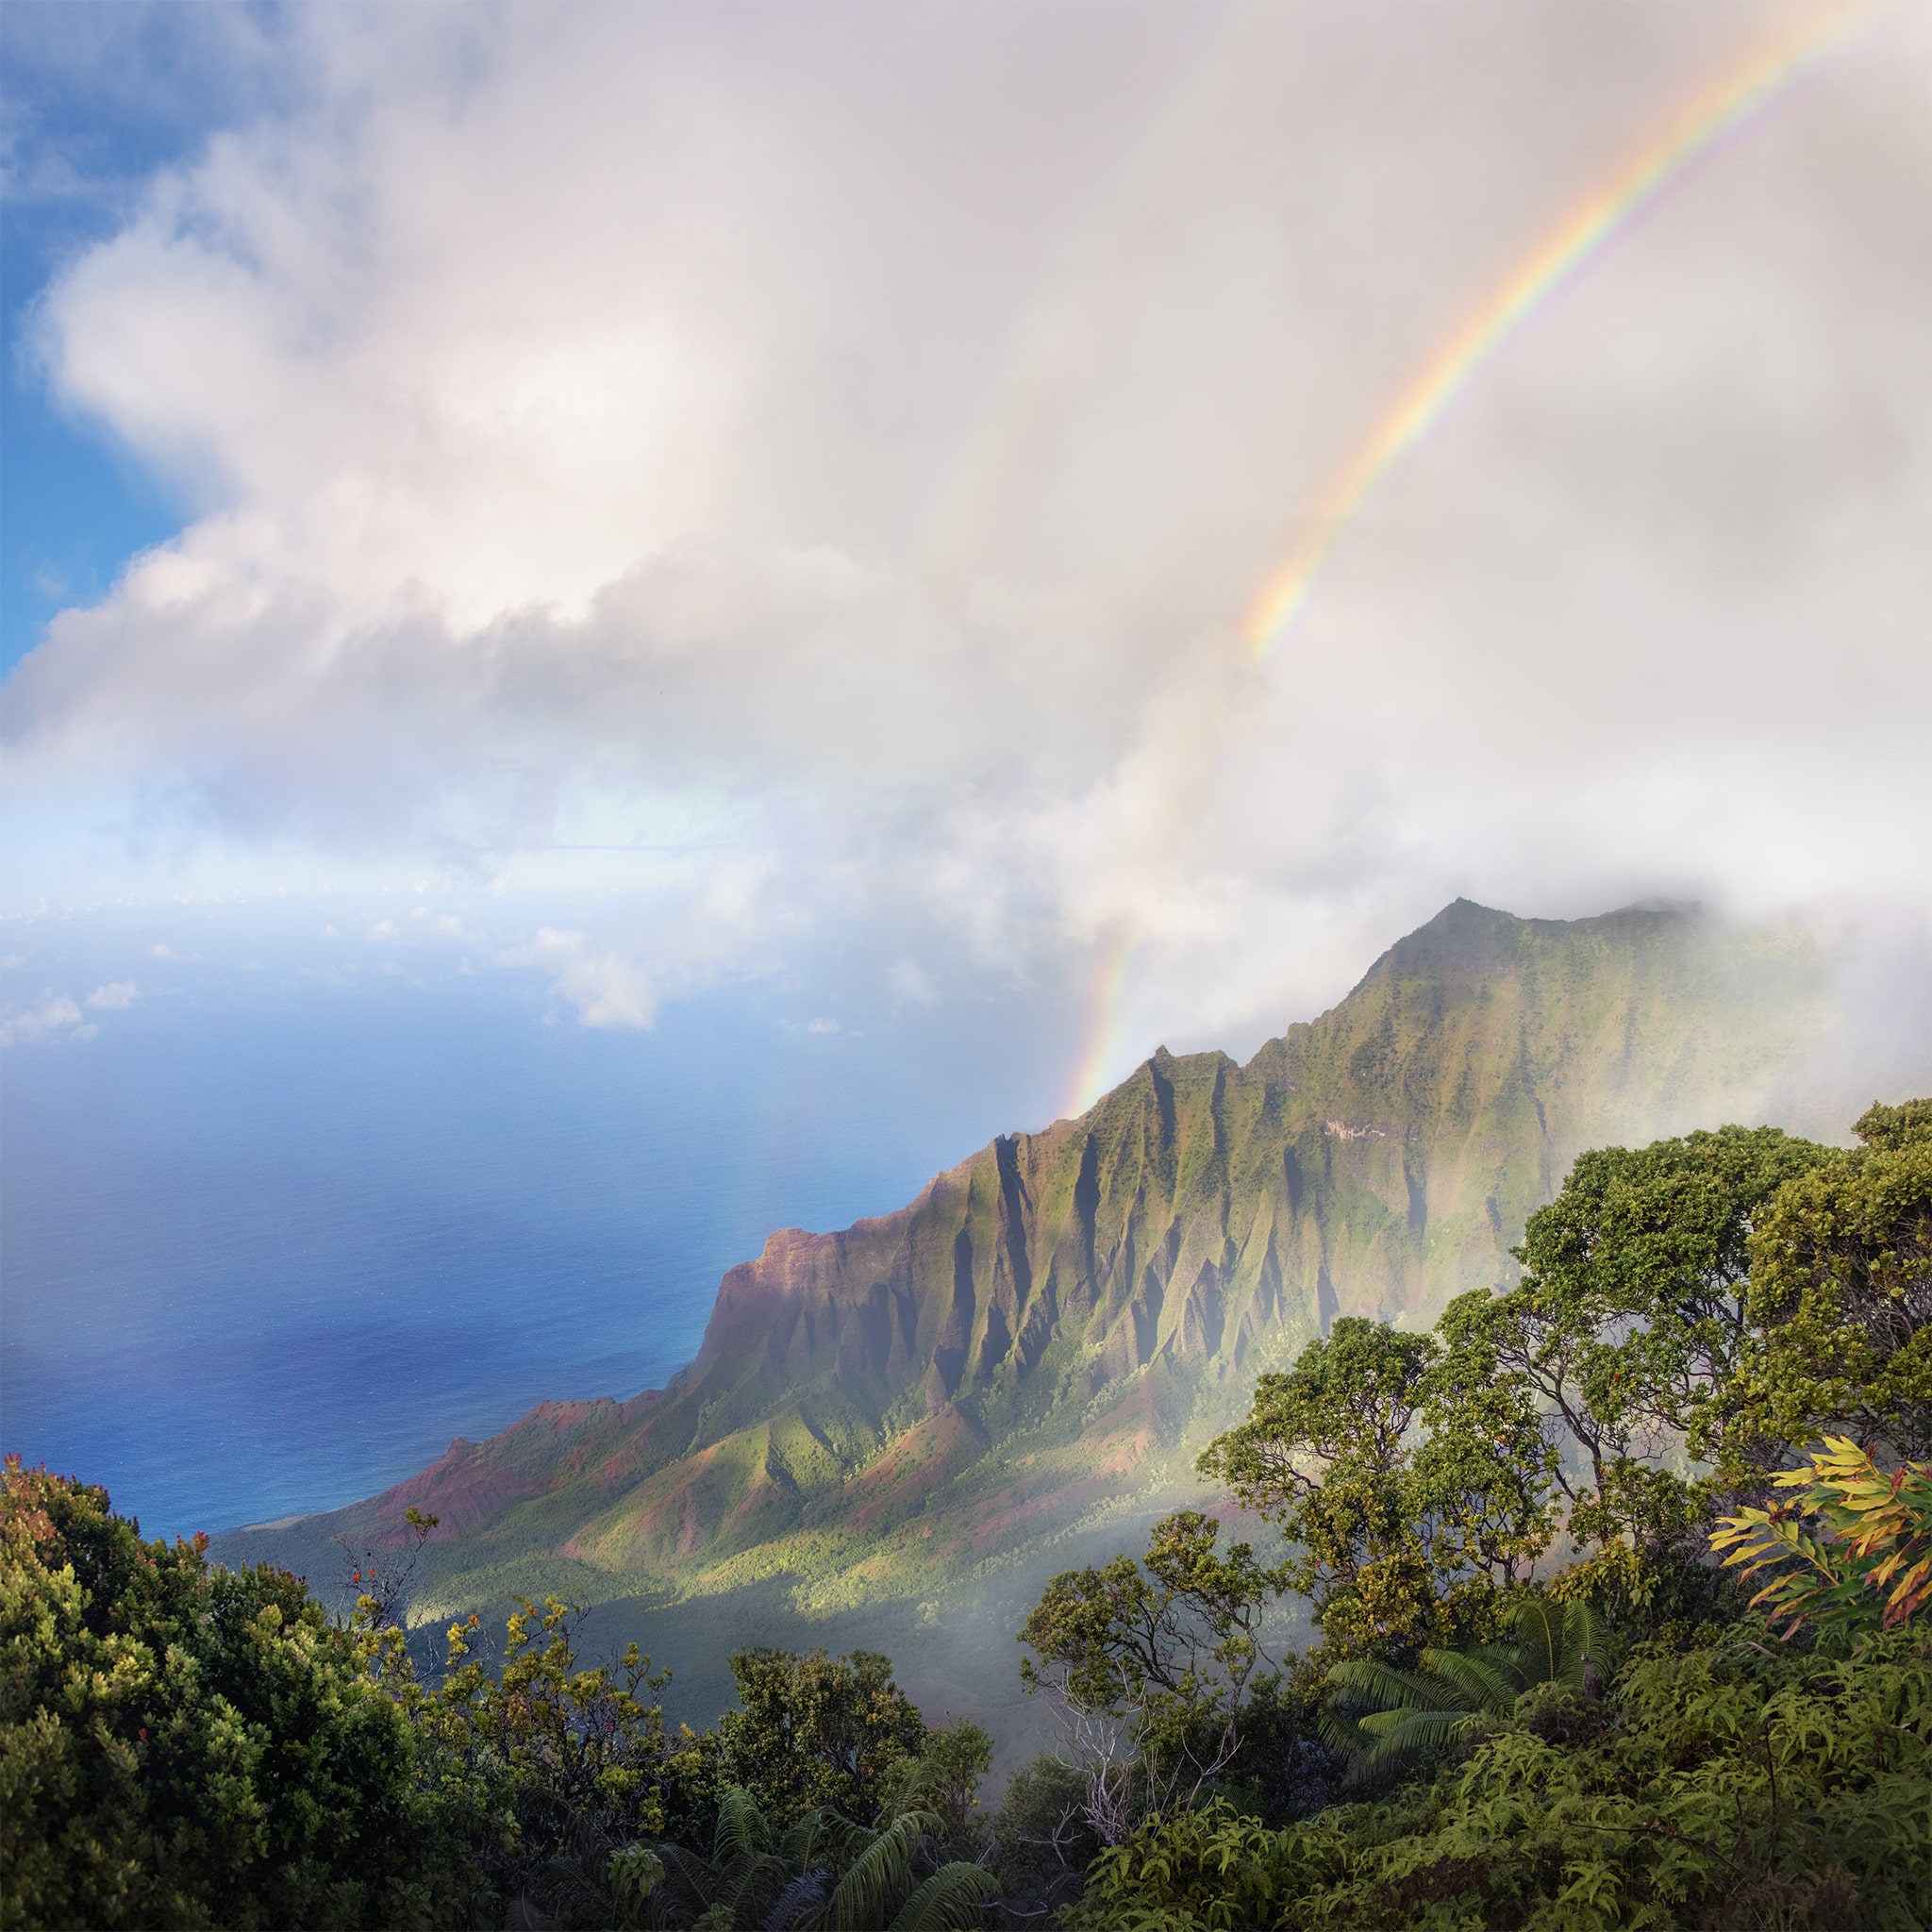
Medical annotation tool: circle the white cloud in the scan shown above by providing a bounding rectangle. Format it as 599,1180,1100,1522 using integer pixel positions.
2,0,1927,1050
85,979,141,1009
502,928,656,1031
806,1017,841,1035
495,855,786,1028
886,958,937,1008
0,992,85,1046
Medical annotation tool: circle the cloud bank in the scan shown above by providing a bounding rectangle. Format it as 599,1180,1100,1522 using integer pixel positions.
5,0,1928,1058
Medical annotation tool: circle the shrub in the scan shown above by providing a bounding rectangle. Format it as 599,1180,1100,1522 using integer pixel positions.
1066,1620,1932,1929
0,1457,428,1930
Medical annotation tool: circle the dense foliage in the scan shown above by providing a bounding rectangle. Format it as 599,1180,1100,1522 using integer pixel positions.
0,1457,428,1930
1,1462,1000,1930
6,1096,1928,1927
1022,1098,1932,1927
1065,1624,1932,1930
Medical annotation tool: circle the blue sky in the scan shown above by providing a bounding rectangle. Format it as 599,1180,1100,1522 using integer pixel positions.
5,46,164,670
2,0,1927,1071
0,2,286,670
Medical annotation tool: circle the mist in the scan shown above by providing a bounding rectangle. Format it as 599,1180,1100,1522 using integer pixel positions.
1,0,1925,1072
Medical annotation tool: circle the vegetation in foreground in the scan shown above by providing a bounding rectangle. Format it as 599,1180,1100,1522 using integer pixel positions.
3,1099,1928,1927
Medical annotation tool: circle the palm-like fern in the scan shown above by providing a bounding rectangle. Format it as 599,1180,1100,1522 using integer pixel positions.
651,1786,996,1930
1324,1597,1608,1781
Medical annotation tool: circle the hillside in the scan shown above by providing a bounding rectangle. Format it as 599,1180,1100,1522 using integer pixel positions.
217,901,1840,1674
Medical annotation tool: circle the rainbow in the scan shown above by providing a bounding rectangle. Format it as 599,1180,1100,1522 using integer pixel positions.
1241,0,1884,660
1059,926,1138,1120
1060,0,1886,1118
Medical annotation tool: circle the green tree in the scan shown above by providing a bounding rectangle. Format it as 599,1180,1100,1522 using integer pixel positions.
715,1647,929,1831
1725,1098,1932,1475
1411,1310,1563,1590
1439,1125,1830,1561
910,1715,993,1861
1198,1318,1541,1657
986,1754,1096,1921
398,1593,672,1926
1018,1509,1278,1836
0,1458,428,1931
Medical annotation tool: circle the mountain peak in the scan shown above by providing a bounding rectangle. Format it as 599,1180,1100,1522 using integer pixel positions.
213,901,1833,1647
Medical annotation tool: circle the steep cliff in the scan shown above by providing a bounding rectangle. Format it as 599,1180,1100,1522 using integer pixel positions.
217,900,1830,1623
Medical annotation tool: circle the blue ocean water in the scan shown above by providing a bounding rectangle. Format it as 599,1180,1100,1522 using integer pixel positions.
0,924,1077,1540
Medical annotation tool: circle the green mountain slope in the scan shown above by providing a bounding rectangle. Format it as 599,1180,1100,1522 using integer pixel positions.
217,901,1838,1646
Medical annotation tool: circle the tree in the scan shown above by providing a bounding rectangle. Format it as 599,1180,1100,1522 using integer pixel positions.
0,1457,428,1930
336,1501,439,1631
1438,1126,1830,1563
986,1754,1096,1921
1198,1317,1545,1657
910,1714,993,1862
1411,1311,1563,1590
1724,1098,1932,1475
1196,1320,1433,1625
1018,1509,1277,1839
715,1647,929,1831
404,1593,673,1926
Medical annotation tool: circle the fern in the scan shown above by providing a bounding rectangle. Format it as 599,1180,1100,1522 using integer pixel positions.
883,1861,1001,1931
1711,1437,1932,1637
821,1810,937,1929
713,1786,772,1870
1324,1596,1609,1781
758,1868,831,1931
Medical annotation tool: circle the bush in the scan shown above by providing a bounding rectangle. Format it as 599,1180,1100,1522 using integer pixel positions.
987,1754,1096,1923
712,1646,929,1831
1066,1619,1932,1930
1,1457,429,1930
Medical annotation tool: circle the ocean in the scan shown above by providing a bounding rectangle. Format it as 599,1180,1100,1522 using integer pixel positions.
0,921,1076,1541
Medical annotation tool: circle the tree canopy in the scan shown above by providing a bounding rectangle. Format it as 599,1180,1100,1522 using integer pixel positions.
8,1096,1929,1928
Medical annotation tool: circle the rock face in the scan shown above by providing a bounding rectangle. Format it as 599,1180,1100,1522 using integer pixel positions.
216,900,1829,1619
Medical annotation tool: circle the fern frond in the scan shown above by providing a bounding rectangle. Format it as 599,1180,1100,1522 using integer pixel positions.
758,1867,831,1932
1514,1597,1563,1682
1422,1649,1520,1711
778,1807,841,1874
723,1848,795,1927
885,1861,1001,1932
1556,1599,1609,1686
714,1784,772,1870
656,1840,722,1910
1345,1707,1482,1782
825,1813,928,1930
1324,1658,1441,1713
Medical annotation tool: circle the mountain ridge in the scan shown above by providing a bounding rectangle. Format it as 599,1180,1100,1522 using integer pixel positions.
216,898,1840,1642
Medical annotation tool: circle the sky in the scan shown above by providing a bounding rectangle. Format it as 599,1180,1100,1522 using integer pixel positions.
3,0,1929,1106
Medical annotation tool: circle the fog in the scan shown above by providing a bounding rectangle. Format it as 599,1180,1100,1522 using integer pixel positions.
4,0,1927,1073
